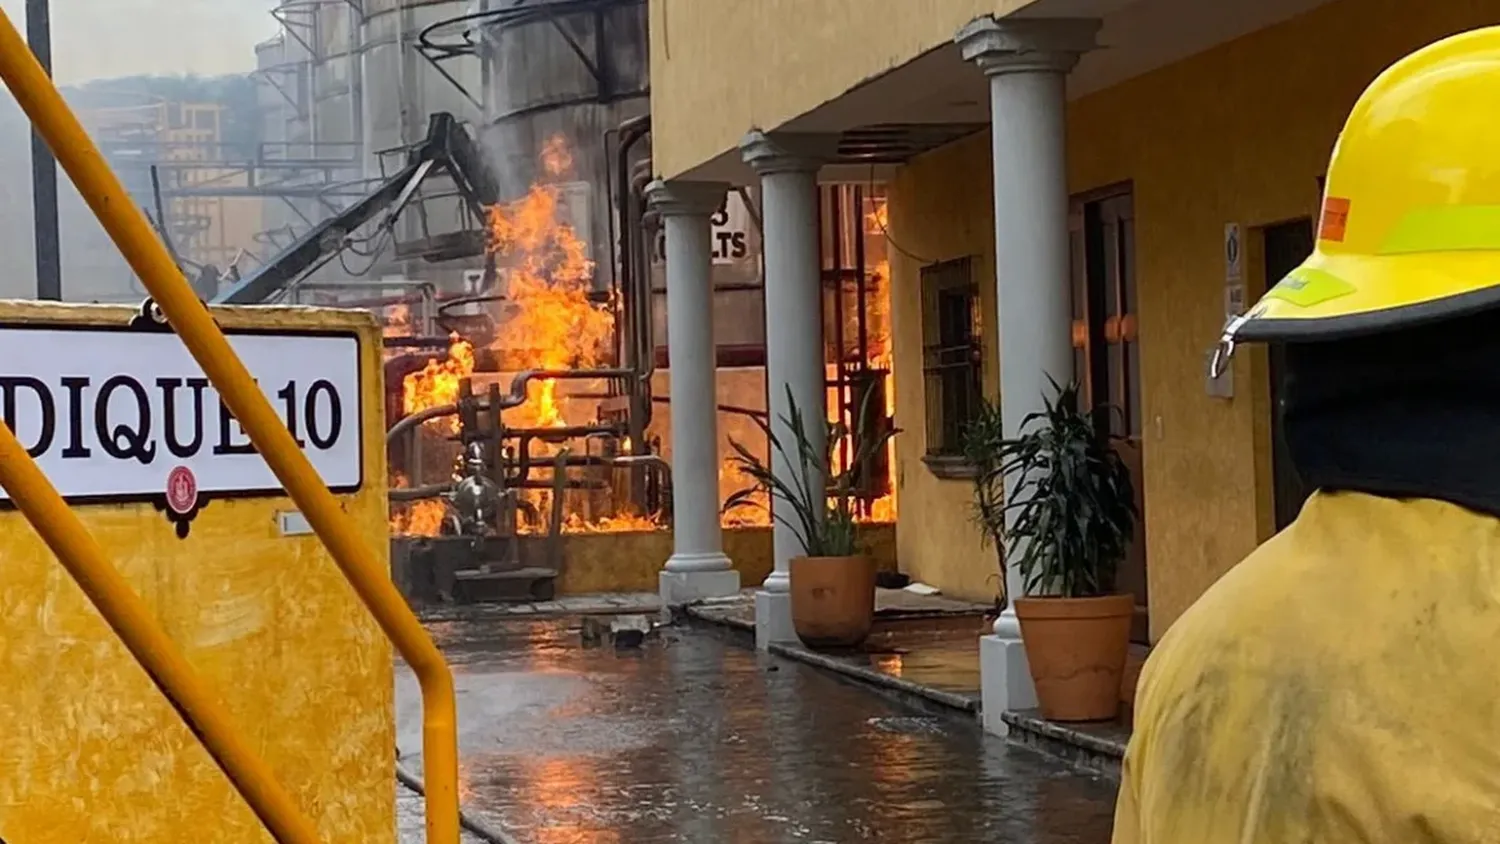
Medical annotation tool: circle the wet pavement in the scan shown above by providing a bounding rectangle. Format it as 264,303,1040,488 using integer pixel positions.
395,615,1118,843
688,589,988,710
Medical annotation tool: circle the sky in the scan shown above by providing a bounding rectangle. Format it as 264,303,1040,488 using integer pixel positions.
0,0,278,83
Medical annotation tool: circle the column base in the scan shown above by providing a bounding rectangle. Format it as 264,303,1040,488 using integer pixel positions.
755,589,798,650
659,569,740,606
980,634,1038,736
664,550,734,573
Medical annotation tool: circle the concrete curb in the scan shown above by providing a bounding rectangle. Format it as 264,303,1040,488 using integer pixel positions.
681,604,981,716
766,641,981,713
396,761,522,844
1000,710,1126,779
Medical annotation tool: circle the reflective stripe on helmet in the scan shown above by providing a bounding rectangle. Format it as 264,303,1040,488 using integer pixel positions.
1262,267,1357,308
1380,205,1500,254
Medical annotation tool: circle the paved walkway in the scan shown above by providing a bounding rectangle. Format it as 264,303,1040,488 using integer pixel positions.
690,588,989,709
396,614,1118,843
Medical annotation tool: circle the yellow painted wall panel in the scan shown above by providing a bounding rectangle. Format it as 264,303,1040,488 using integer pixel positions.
648,0,1038,179
0,302,394,843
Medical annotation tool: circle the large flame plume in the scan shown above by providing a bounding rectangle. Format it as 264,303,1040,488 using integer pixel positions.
392,133,643,536
390,149,898,538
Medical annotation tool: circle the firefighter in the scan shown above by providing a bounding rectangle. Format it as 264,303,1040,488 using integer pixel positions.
1113,27,1500,843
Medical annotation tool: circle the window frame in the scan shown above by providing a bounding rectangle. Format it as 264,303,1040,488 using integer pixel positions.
918,256,982,478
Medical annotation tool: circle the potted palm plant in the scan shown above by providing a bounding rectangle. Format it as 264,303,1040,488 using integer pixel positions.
967,379,1137,721
725,386,897,648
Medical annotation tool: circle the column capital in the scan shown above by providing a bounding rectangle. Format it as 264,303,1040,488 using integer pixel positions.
740,130,837,176
955,16,1100,76
645,179,729,217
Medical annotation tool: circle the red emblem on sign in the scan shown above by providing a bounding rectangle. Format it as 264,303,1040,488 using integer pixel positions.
165,466,198,515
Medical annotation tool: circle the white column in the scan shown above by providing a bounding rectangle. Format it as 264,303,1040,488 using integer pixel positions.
647,179,742,605
957,15,1099,732
741,131,832,648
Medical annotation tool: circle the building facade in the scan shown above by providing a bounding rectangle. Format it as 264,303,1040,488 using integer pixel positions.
644,0,1499,728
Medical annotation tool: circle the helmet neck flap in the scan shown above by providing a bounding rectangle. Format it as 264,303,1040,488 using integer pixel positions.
1282,307,1500,519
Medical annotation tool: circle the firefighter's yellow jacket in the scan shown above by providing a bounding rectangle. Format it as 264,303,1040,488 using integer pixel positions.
1113,490,1500,842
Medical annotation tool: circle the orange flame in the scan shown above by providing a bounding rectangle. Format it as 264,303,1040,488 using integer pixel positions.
389,472,450,535
402,334,476,434
486,177,613,431
393,133,635,537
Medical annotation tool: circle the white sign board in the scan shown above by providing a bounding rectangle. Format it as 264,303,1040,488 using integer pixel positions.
1224,223,1244,282
710,191,751,265
0,325,363,506
651,192,753,266
1224,222,1247,319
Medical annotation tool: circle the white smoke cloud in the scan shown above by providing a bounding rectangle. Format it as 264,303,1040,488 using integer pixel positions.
0,0,277,84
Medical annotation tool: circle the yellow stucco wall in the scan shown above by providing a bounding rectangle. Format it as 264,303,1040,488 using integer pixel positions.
647,0,1037,180
0,302,394,843
1067,0,1497,638
888,132,1003,604
887,0,1499,637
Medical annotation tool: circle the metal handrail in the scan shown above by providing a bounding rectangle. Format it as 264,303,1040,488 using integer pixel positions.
0,12,460,843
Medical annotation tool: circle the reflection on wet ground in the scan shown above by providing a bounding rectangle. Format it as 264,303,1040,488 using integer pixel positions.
396,617,1118,844
832,617,987,702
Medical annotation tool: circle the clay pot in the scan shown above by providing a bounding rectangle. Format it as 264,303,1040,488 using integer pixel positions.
790,555,876,649
1015,594,1135,722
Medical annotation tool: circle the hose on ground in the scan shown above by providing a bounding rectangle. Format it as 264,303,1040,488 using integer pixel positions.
395,760,523,844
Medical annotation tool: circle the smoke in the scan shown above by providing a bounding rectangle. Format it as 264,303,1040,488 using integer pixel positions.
0,0,274,84
0,1,279,302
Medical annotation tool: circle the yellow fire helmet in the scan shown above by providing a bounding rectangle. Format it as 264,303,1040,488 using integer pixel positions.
1223,26,1500,353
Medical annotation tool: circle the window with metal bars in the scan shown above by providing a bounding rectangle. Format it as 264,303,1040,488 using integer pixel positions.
920,257,982,460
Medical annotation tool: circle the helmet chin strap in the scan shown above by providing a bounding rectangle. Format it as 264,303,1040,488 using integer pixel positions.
1208,315,1248,380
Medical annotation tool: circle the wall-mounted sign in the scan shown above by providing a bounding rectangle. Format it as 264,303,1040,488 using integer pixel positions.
649,191,753,266
1224,222,1247,319
710,191,751,265
0,314,362,535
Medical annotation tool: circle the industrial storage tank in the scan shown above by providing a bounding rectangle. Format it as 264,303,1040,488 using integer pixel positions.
473,0,649,293
358,0,486,288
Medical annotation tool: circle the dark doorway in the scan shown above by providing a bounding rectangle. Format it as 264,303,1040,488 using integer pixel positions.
1263,218,1316,530
1070,187,1148,642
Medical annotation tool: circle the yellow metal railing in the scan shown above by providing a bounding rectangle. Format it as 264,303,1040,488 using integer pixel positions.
0,10,460,844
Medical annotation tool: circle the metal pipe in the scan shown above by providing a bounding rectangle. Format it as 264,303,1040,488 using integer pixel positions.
500,368,635,409
0,20,462,840
630,162,656,386
390,483,454,502
517,478,608,490
294,280,437,321
150,164,184,271
386,403,459,443
830,186,851,475
615,114,650,372
513,423,624,440
26,0,59,301
382,335,454,350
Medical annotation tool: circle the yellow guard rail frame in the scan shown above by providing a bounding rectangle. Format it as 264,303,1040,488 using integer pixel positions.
0,11,461,844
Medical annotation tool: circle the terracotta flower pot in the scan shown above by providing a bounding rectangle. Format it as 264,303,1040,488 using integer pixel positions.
790,555,876,649
1015,594,1134,722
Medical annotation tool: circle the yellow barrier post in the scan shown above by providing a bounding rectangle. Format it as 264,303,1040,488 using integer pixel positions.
0,423,324,844
0,11,460,844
